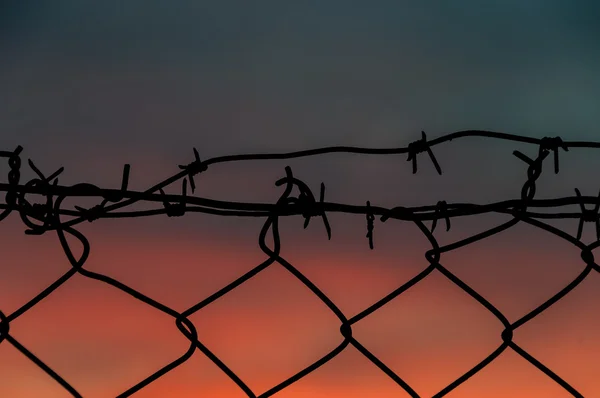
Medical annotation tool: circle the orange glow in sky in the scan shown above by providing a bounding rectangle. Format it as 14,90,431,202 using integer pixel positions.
0,216,598,398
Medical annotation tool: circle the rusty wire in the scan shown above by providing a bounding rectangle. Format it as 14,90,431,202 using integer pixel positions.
0,130,598,397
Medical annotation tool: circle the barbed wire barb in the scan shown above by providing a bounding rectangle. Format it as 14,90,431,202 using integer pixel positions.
574,187,600,240
159,179,188,217
431,200,450,233
406,131,442,175
540,136,569,174
178,147,207,193
366,201,375,249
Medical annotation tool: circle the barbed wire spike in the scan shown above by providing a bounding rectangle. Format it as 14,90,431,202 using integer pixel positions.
406,131,442,175
540,136,569,174
9,145,23,160
274,166,295,190
319,182,332,240
178,147,206,193
275,167,331,240
103,164,131,203
301,191,311,229
28,159,64,184
0,145,23,158
431,200,451,233
159,179,188,217
574,187,600,240
299,182,331,240
513,150,541,165
366,201,375,249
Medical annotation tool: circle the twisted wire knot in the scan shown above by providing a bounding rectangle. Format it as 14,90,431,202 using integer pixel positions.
178,148,207,193
406,131,442,175
75,203,105,222
275,167,331,239
5,145,23,206
513,149,549,211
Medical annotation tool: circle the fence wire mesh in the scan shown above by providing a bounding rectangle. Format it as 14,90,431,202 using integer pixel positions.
0,130,598,397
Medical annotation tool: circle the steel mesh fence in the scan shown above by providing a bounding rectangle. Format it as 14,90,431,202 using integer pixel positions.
0,130,598,397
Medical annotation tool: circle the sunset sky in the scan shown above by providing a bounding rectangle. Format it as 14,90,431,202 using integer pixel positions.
2,1,600,397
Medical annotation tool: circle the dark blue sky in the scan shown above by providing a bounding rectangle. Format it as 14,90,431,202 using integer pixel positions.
1,1,599,220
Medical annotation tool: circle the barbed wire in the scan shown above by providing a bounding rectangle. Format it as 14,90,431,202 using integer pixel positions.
0,130,599,397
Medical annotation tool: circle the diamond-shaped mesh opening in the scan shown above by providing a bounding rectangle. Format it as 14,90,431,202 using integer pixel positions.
9,274,190,398
125,349,252,398
274,212,434,318
73,215,269,310
439,222,583,322
514,272,600,397
186,262,343,395
275,346,415,398
445,349,575,398
0,341,72,398
351,271,504,396
0,216,73,315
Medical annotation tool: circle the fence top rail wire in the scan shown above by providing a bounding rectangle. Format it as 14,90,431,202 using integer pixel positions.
0,129,599,397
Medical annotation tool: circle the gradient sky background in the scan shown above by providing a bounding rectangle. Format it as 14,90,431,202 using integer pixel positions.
2,1,600,397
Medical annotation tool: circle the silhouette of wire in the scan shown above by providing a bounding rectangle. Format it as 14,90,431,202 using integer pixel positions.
0,130,598,397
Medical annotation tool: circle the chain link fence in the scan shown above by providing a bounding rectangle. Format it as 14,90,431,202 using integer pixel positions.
0,130,596,397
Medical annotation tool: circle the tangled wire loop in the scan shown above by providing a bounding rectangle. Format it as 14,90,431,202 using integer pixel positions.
0,130,599,397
